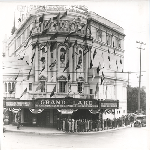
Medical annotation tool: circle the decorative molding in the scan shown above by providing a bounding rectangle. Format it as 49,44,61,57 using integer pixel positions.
57,75,67,80
39,75,47,80
77,76,84,82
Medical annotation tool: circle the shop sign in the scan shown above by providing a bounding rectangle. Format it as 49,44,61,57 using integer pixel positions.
5,100,33,108
58,109,74,114
35,98,98,109
99,100,119,109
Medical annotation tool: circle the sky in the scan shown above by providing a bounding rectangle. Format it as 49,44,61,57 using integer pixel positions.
0,0,149,87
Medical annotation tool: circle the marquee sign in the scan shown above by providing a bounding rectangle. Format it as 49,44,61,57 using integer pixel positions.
35,98,98,109
4,100,33,108
58,109,74,114
99,100,119,109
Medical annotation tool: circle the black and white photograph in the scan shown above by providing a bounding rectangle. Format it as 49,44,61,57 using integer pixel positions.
0,0,149,150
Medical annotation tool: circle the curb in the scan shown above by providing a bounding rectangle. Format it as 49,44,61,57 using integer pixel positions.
5,126,131,135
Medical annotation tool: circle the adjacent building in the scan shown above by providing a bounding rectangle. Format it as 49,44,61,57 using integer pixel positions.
3,5,127,127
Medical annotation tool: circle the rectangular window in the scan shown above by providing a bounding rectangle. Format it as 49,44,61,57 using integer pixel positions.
29,83,32,91
16,36,21,48
90,89,93,94
78,82,82,93
8,82,11,92
51,52,53,58
27,25,30,38
5,83,7,92
40,81,45,92
59,81,66,93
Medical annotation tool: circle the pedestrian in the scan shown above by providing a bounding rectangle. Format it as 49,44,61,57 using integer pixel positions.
57,118,60,130
89,120,92,131
63,118,65,132
78,119,81,132
68,119,71,132
71,119,74,133
74,119,78,132
65,118,67,132
16,113,21,130
130,115,134,127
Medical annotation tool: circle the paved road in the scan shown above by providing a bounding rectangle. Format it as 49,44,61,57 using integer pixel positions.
2,127,149,149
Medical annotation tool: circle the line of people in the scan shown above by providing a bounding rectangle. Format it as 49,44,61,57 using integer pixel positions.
56,118,102,132
56,115,134,133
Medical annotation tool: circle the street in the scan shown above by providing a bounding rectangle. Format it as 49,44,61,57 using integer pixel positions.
2,127,148,149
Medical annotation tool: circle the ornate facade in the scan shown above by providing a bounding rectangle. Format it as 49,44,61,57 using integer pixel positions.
3,5,127,126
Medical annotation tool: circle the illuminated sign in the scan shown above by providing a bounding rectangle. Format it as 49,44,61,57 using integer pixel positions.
5,100,33,108
58,109,74,114
35,98,98,109
99,100,119,109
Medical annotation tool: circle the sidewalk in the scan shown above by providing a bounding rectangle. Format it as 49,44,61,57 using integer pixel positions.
4,124,131,135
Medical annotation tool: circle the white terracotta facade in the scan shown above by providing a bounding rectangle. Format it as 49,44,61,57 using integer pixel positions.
3,5,127,121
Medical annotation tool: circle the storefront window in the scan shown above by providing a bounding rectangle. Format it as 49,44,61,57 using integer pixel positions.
59,81,66,93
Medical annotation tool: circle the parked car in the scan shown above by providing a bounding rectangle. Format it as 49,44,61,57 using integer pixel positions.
134,115,146,127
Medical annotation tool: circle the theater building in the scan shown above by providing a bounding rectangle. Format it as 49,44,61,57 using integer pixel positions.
3,5,126,127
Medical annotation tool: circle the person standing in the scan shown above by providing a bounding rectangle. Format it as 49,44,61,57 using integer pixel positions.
63,118,65,132
16,113,21,130
71,119,74,133
74,119,77,132
68,119,71,132
65,119,69,132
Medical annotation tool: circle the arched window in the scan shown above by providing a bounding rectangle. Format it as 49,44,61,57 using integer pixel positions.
60,48,66,68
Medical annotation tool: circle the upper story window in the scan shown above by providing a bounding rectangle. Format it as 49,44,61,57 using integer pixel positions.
59,81,66,93
78,82,83,94
57,75,67,93
96,29,102,41
40,81,45,92
78,50,82,65
51,52,53,58
4,82,15,93
38,75,47,93
106,34,112,46
5,83,7,92
29,83,32,91
60,48,66,68
90,89,93,94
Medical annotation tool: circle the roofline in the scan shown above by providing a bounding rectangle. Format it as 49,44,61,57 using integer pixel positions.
89,17,125,37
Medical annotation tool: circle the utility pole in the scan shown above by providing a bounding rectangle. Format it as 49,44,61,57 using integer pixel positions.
136,41,146,114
